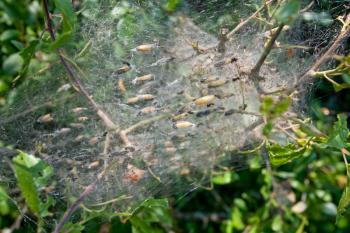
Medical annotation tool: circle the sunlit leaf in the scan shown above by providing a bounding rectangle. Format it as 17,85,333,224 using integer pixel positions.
212,172,238,185
272,215,283,231
12,152,54,217
52,0,77,49
163,0,182,13
337,164,350,222
53,0,76,31
327,114,349,150
12,152,41,215
267,143,306,166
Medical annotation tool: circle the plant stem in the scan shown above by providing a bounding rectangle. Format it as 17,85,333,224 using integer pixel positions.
42,0,118,131
293,14,350,90
250,23,285,78
226,0,273,39
41,1,122,232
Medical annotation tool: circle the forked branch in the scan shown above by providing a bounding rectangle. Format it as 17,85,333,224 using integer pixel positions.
226,0,273,39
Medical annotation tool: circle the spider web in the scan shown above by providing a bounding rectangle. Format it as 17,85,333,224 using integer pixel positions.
0,0,338,216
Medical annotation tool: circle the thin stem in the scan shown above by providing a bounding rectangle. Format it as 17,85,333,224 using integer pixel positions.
118,113,171,148
53,156,117,233
293,14,350,90
53,180,99,233
87,195,132,207
42,0,55,40
41,1,122,232
42,0,118,131
226,0,273,39
250,23,285,78
7,206,28,233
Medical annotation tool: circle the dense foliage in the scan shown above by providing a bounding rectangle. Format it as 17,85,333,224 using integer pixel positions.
1,0,350,232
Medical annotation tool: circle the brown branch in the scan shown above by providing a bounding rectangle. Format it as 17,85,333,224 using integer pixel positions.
43,0,56,40
300,1,315,13
42,0,117,131
118,113,171,149
0,147,19,159
6,206,28,233
250,23,285,78
293,14,350,90
53,178,99,233
226,0,273,39
41,1,122,232
53,158,120,233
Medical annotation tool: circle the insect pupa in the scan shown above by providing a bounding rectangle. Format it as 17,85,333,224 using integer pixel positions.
175,121,195,129
133,43,157,52
194,95,215,106
118,79,127,93
132,74,154,85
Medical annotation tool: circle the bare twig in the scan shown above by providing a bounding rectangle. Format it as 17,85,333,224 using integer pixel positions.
42,0,118,131
103,132,111,171
250,23,285,78
53,153,118,233
6,206,28,233
53,177,100,233
118,113,171,149
300,1,315,13
293,14,350,90
41,1,123,232
226,1,273,39
0,147,19,159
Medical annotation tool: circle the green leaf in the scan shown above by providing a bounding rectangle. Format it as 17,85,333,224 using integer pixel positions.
267,143,305,166
61,222,85,233
137,198,169,210
12,152,54,217
263,121,273,136
0,186,10,215
260,96,274,116
343,73,350,85
327,114,349,150
212,172,238,185
50,31,73,50
131,216,163,233
274,0,301,24
2,53,24,75
333,83,350,92
273,97,291,116
272,215,283,231
302,12,333,26
337,164,350,222
19,40,39,76
53,0,77,49
260,96,291,119
231,207,245,230
0,80,9,94
130,199,171,233
53,0,76,31
12,152,41,215
0,29,19,42
163,0,182,13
